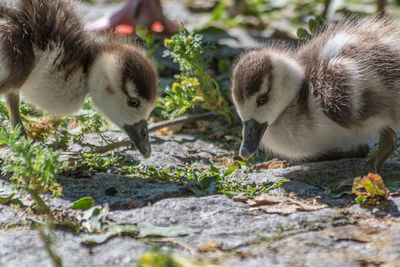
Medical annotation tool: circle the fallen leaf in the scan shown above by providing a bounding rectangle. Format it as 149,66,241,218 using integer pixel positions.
0,192,15,204
253,160,288,170
232,194,248,203
352,173,389,204
199,240,222,251
248,194,327,215
69,197,94,210
127,198,138,209
156,125,182,136
324,225,379,243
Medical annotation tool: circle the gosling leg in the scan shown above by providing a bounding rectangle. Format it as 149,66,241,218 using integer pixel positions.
368,127,397,173
5,93,26,137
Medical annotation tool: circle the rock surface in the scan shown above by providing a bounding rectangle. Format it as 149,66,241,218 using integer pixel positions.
1,129,400,267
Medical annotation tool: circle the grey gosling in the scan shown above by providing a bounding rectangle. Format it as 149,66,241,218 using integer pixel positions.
0,0,158,158
232,17,400,172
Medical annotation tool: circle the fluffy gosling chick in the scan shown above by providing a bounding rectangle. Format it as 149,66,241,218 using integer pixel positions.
232,17,400,172
0,0,158,158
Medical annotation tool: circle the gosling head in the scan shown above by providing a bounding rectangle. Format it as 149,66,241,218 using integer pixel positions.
88,44,158,158
231,49,304,160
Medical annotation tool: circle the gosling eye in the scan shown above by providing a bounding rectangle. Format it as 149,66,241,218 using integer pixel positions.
128,97,140,108
257,93,268,107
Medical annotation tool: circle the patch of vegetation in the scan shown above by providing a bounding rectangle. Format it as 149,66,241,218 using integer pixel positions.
67,152,136,174
159,27,232,122
0,126,66,214
133,162,286,197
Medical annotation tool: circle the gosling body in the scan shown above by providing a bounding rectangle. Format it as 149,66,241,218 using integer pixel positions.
232,17,400,171
0,0,158,157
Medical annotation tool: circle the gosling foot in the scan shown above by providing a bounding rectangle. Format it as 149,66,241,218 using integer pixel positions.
5,93,26,137
367,127,397,173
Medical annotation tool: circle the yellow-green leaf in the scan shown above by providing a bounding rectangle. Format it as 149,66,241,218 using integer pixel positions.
70,197,94,210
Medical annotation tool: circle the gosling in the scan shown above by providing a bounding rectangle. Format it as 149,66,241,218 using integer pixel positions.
0,0,158,158
232,17,400,172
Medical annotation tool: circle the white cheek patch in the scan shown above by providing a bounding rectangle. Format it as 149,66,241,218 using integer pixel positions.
125,81,137,98
320,33,358,61
92,89,155,129
234,95,257,122
233,76,273,123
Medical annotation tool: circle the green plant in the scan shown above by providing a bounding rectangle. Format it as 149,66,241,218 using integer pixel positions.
67,98,111,144
159,27,232,122
297,16,326,40
133,162,287,197
0,126,66,214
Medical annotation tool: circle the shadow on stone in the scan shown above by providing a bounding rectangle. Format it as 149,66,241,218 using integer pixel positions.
276,158,400,210
57,174,190,209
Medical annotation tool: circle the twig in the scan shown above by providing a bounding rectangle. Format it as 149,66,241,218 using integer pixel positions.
321,0,332,19
38,223,63,267
92,111,217,154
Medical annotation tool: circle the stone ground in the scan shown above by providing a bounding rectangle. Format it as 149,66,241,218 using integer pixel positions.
2,127,400,267
1,1,400,267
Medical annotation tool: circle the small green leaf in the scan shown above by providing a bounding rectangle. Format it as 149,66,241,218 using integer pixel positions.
70,197,94,210
210,165,220,174
308,19,317,34
356,195,367,204
297,28,312,40
0,192,15,204
224,166,237,176
136,25,149,40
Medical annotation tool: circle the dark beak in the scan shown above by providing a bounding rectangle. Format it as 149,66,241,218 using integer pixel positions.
124,120,151,158
239,119,268,160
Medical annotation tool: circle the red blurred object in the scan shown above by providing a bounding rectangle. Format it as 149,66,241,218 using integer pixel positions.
85,0,179,36
115,24,135,35
151,21,164,33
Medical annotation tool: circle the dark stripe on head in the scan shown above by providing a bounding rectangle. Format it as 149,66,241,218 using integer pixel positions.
120,46,158,102
232,51,273,103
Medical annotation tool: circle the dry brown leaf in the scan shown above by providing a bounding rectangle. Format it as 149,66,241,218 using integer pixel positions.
324,225,379,243
247,194,282,206
247,193,327,215
232,194,248,203
253,160,288,170
127,198,138,209
199,240,222,251
156,125,182,136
